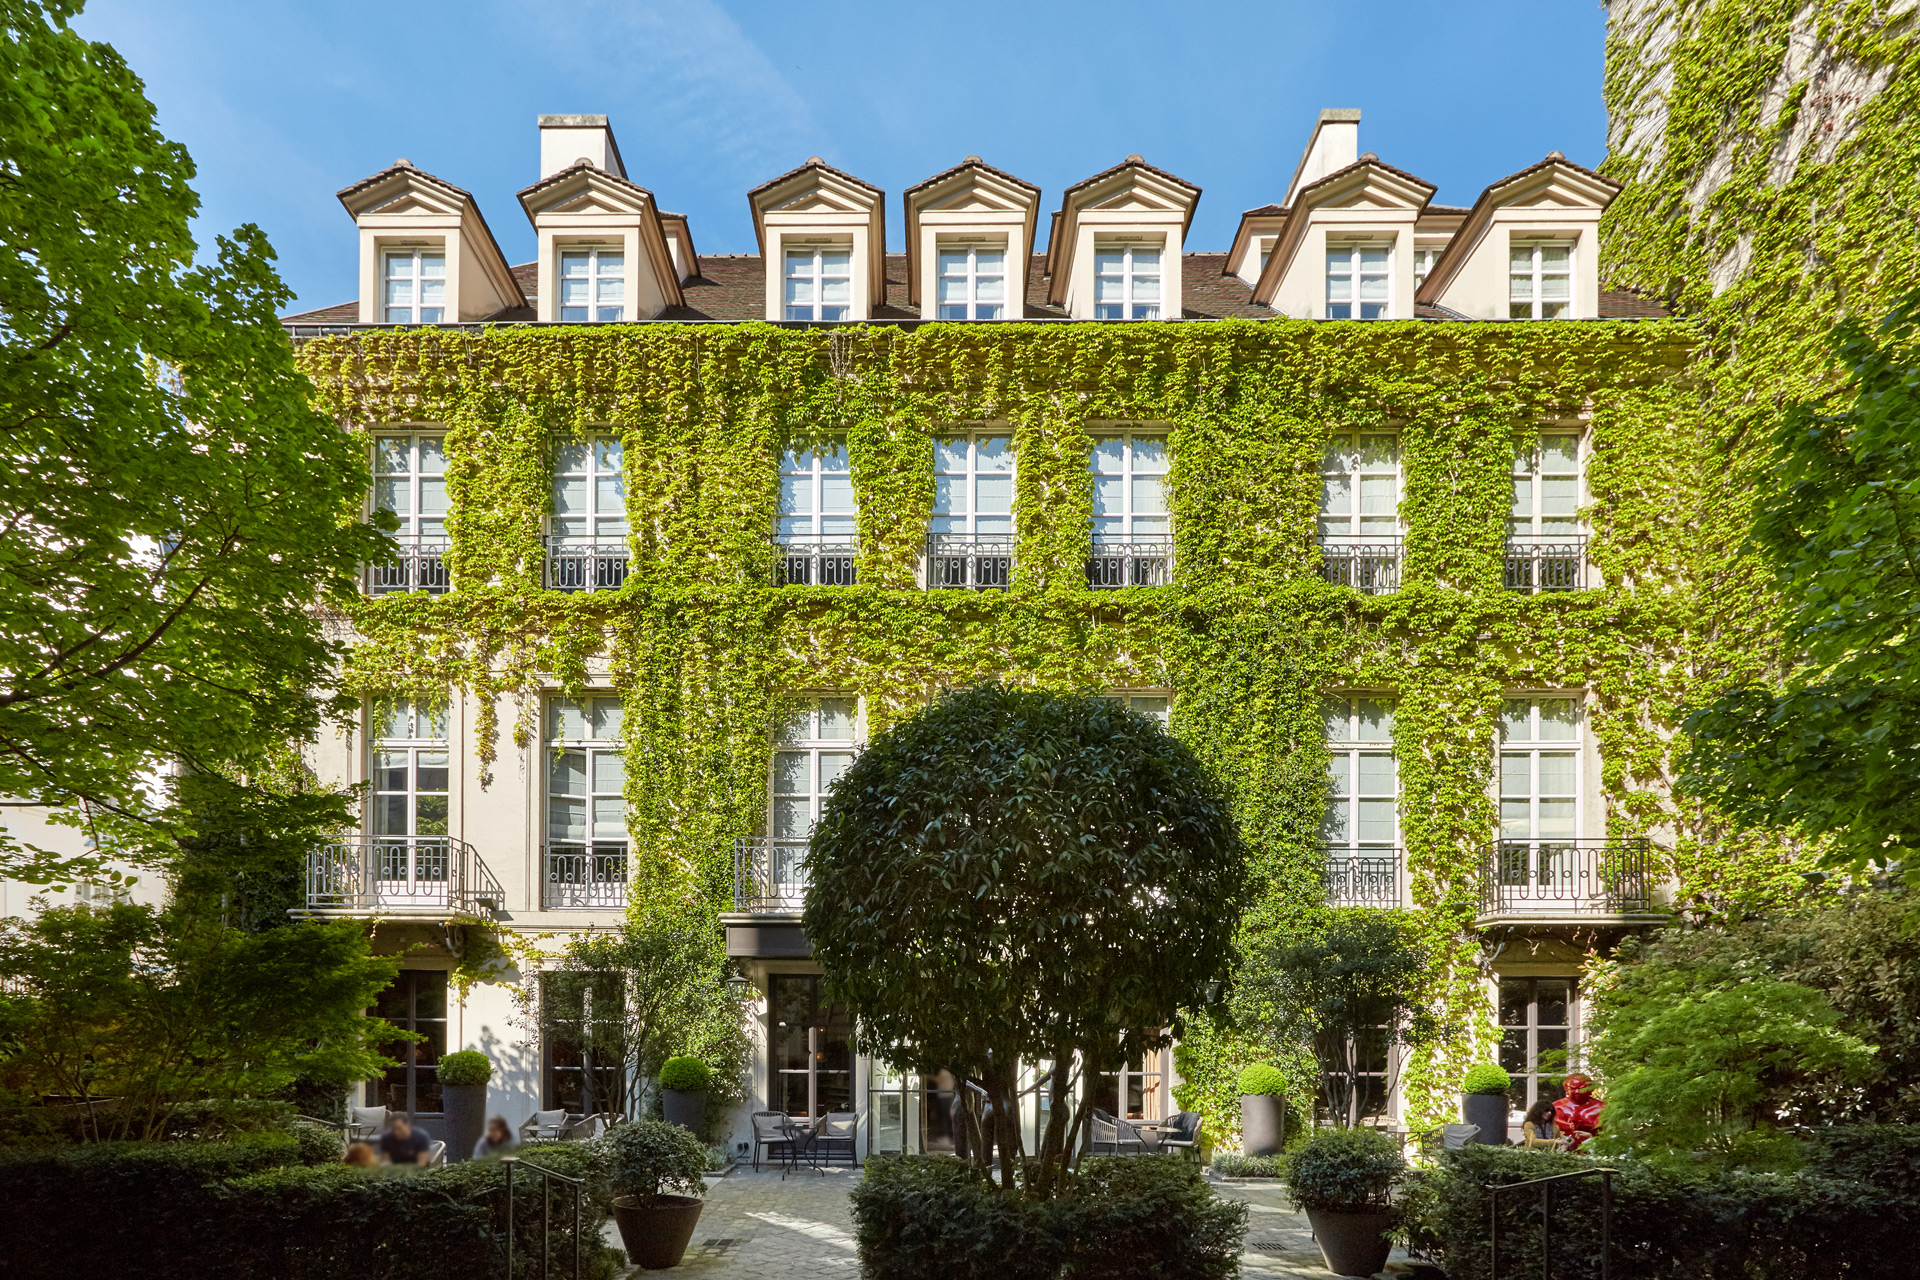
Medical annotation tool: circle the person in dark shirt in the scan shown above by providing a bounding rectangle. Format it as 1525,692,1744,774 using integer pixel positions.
377,1115,432,1166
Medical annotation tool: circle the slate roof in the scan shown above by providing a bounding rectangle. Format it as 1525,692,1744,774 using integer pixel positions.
1598,288,1670,319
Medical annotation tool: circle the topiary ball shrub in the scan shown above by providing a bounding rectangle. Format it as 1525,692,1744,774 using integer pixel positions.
1462,1063,1510,1096
437,1050,493,1087
1284,1129,1406,1213
659,1055,712,1093
1236,1064,1287,1096
607,1117,708,1205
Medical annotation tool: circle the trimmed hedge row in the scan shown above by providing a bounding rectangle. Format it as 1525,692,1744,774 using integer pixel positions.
851,1154,1246,1280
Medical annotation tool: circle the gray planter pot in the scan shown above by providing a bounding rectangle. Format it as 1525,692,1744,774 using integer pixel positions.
662,1088,705,1134
1240,1093,1284,1157
441,1083,487,1162
1306,1206,1395,1277
1462,1091,1509,1146
614,1194,704,1269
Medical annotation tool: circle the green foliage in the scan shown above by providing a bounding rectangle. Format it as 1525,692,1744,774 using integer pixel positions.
1283,1127,1406,1212
604,1116,707,1204
1462,1063,1511,1096
806,684,1248,1193
0,903,403,1141
0,0,388,888
1235,1063,1288,1096
1209,1152,1283,1178
434,1050,492,1088
658,1055,711,1093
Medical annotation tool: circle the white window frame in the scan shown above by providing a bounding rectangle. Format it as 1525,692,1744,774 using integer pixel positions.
558,246,626,323
935,243,1008,320
1322,695,1398,856
784,245,852,321
545,695,628,908
1498,695,1583,893
1318,432,1401,539
1325,241,1390,320
373,433,449,542
1093,242,1163,320
383,248,446,324
778,439,856,541
1509,241,1573,320
370,699,450,841
771,695,861,839
1088,430,1170,545
931,431,1015,541
1102,691,1172,727
1412,245,1443,292
1509,432,1582,538
551,436,628,545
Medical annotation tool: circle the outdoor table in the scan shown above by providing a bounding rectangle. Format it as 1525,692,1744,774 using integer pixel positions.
1130,1121,1175,1151
780,1116,823,1176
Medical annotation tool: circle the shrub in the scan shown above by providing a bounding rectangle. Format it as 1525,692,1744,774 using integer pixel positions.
1060,1156,1246,1280
605,1116,706,1204
1462,1063,1511,1095
1804,1123,1920,1198
1210,1152,1283,1177
658,1055,711,1092
1235,1063,1287,1096
1284,1128,1405,1212
435,1050,492,1087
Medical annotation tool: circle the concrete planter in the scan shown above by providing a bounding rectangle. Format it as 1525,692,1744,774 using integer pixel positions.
440,1083,486,1163
613,1194,704,1269
661,1088,705,1134
1240,1093,1284,1157
1462,1091,1509,1146
1306,1206,1395,1278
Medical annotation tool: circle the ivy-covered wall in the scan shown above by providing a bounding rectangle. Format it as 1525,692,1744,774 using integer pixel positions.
295,319,1694,1135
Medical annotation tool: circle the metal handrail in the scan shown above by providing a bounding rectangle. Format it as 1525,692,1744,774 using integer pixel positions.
1504,534,1589,592
503,1156,583,1280
544,536,630,592
1086,535,1172,588
1486,1167,1614,1280
734,836,809,913
1479,837,1654,916
542,844,629,909
367,534,451,596
302,835,503,916
1319,535,1403,594
775,534,859,587
1324,848,1400,907
925,534,1014,591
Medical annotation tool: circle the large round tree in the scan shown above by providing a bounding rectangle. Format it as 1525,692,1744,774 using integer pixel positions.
805,683,1248,1193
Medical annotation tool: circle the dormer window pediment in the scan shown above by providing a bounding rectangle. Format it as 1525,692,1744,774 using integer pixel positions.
1417,155,1620,321
337,160,524,325
1251,157,1434,315
517,160,683,322
750,158,887,322
904,158,1040,315
1048,156,1199,319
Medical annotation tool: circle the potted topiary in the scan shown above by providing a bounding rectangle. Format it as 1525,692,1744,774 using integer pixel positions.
609,1116,710,1269
1237,1064,1287,1157
437,1049,492,1162
1286,1127,1406,1278
1461,1062,1511,1146
658,1055,711,1134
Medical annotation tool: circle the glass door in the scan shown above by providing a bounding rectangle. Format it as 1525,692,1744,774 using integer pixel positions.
769,974,853,1119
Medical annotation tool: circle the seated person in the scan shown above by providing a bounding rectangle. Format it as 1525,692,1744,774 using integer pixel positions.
342,1141,377,1167
473,1115,518,1160
377,1115,432,1166
1521,1098,1560,1149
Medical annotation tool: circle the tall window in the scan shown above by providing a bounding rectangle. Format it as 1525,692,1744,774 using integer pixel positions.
541,970,626,1114
1104,692,1171,727
933,433,1014,540
1093,244,1161,320
785,246,851,321
1509,433,1581,538
383,249,446,324
772,696,858,840
1412,246,1442,291
1509,243,1572,319
1092,1045,1172,1122
1326,243,1389,319
375,434,449,544
1319,433,1400,538
546,696,627,909
936,245,1006,320
369,969,448,1113
1323,696,1397,858
778,441,856,585
550,436,628,591
371,699,449,844
1500,976,1575,1115
1499,696,1581,889
559,248,625,322
1089,432,1169,543
770,974,854,1119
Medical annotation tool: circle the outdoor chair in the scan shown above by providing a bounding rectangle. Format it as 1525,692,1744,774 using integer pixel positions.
567,1112,615,1141
1440,1123,1480,1150
1090,1109,1145,1157
520,1109,568,1142
1160,1110,1203,1157
347,1106,387,1142
425,1139,447,1165
751,1111,795,1172
813,1112,858,1168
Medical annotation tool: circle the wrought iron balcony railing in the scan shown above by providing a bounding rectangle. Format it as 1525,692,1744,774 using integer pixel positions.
545,537,630,592
542,845,629,909
1478,837,1655,917
367,536,451,596
776,535,858,587
1325,848,1401,907
1087,536,1171,588
1504,535,1589,593
734,836,809,914
303,835,502,916
1319,537,1403,595
926,535,1013,591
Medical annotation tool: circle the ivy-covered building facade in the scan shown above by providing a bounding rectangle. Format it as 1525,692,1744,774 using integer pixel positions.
282,109,1697,1154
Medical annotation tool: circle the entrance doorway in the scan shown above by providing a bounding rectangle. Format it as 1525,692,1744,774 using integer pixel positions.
769,974,853,1119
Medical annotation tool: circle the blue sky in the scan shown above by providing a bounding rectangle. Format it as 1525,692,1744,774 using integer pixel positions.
75,0,1611,312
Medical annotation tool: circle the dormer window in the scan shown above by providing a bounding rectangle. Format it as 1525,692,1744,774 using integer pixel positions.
1094,243,1161,320
1412,246,1442,291
1509,243,1572,319
1326,243,1388,319
785,246,851,321
384,249,446,323
936,246,1006,320
559,249,625,322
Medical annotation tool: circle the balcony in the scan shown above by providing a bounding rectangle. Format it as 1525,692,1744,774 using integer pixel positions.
1324,848,1401,907
1504,535,1589,593
302,835,502,917
926,534,1013,591
367,535,450,596
1319,537,1402,595
1477,837,1660,924
542,845,629,909
1087,536,1171,589
776,535,858,587
733,836,808,914
545,536,629,592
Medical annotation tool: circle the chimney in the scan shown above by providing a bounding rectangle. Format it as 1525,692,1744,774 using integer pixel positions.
1282,109,1361,207
537,114,627,181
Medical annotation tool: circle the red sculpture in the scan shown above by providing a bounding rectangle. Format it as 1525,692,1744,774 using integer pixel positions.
1552,1074,1603,1151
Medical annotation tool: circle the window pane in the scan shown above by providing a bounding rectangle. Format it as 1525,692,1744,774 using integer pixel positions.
1359,474,1395,515
596,475,626,517
976,275,1004,303
549,750,587,798
554,477,588,515
549,797,585,842
785,250,812,277
418,478,448,515
374,438,410,475
1511,247,1535,272
1357,798,1395,843
1132,437,1168,472
1500,799,1531,839
1537,981,1571,1026
1132,249,1160,270
935,438,968,473
1092,477,1123,516
938,251,967,276
1094,251,1124,274
1091,437,1125,473
1541,274,1570,301
1357,753,1396,795
415,750,449,793
975,475,1012,514
773,751,809,794
1357,698,1394,739
1501,700,1531,741
1538,798,1576,838
933,475,962,514
1131,276,1160,303
592,797,626,840
1328,753,1351,797
818,751,853,791
1321,473,1352,517
1095,276,1124,302
1540,246,1570,271
1131,475,1165,516
417,438,446,473
821,276,850,305
375,479,408,515
1323,697,1350,741
818,697,857,740
550,700,587,741
821,252,850,272
1538,700,1577,739
773,798,811,838
596,437,623,472
936,277,967,304
1500,754,1531,798
820,475,854,514
591,697,623,740
1541,436,1579,471
1537,753,1576,796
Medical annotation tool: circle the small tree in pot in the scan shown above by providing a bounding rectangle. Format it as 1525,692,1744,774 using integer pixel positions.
1237,1064,1287,1157
608,1117,709,1270
658,1056,711,1135
1461,1062,1511,1146
437,1050,492,1163
1285,1127,1405,1278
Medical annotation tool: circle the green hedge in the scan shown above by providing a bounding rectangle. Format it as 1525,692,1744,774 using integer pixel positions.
851,1154,1246,1280
1402,1141,1920,1280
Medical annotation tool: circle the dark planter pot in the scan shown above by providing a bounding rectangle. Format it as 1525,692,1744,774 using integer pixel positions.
661,1088,706,1133
440,1082,487,1163
1240,1093,1284,1157
1306,1206,1396,1278
613,1194,704,1270
1462,1091,1509,1146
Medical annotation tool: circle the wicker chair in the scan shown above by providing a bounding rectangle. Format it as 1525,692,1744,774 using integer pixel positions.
1089,1109,1145,1156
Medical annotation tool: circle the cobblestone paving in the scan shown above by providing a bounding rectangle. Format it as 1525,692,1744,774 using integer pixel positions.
615,1169,1416,1279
